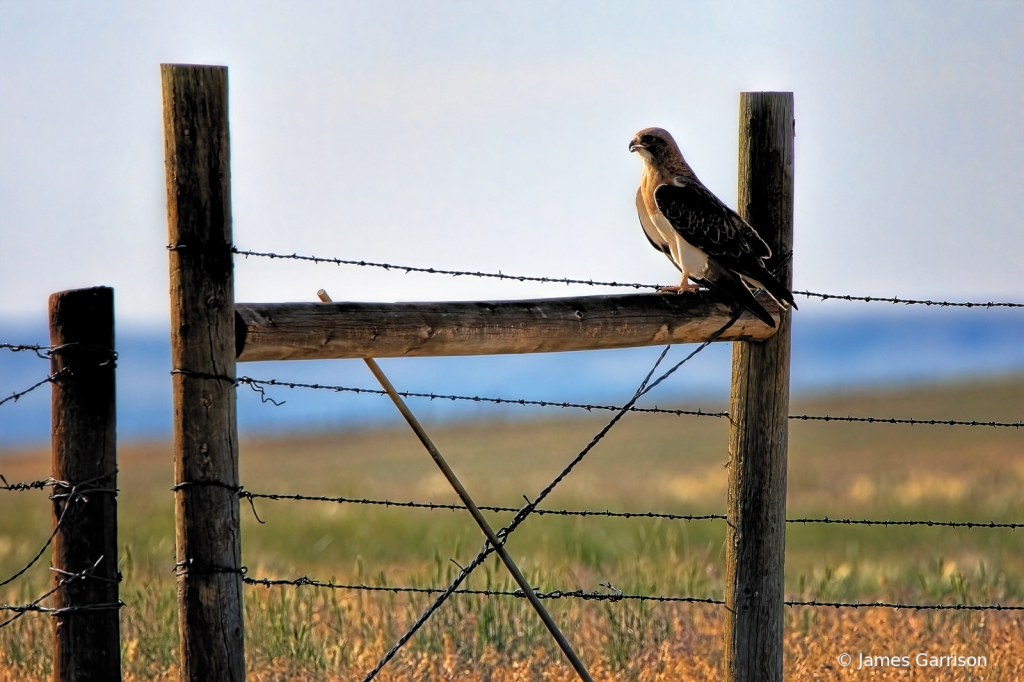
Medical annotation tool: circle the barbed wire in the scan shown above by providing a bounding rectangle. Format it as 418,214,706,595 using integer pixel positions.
240,490,727,523
241,574,1022,612
231,247,660,290
244,575,719,604
0,556,123,629
0,473,117,592
0,475,118,631
787,413,1021,428
792,290,1024,308
0,476,53,492
235,377,729,418
1,599,124,617
1,343,118,408
0,343,50,358
782,599,1023,611
0,342,118,360
243,492,1017,530
238,490,1020,529
785,517,1020,529
0,368,71,407
235,377,1023,429
183,478,1022,539
229,247,1024,308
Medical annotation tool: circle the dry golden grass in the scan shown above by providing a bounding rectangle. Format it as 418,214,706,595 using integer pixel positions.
236,607,1024,682
6,588,1021,681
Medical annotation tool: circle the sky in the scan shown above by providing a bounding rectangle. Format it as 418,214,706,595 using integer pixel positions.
1,0,1022,328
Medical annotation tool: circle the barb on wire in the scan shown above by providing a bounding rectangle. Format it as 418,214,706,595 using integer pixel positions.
172,479,266,524
0,368,70,407
174,560,248,578
0,342,118,361
238,490,1020,529
0,343,50,359
0,474,117,591
240,574,1022,612
229,246,1024,308
0,475,53,492
2,343,117,408
1,600,124,617
241,379,285,406
1,555,123,629
236,376,1022,429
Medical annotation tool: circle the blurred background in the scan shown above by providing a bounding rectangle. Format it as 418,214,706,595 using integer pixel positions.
2,0,1021,446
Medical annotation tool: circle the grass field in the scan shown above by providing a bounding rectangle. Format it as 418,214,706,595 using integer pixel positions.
1,374,1021,680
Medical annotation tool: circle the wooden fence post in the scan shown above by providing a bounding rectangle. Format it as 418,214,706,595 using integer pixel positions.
724,92,794,682
49,286,120,681
162,63,245,681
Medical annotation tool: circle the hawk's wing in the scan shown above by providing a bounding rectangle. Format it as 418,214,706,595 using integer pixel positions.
654,181,796,309
653,181,770,270
635,187,678,270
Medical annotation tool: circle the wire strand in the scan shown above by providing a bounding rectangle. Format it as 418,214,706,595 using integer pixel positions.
237,491,1021,529
235,377,1023,429
240,575,1022,612
229,247,1024,308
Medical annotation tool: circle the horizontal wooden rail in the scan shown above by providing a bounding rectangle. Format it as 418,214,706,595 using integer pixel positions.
235,291,778,362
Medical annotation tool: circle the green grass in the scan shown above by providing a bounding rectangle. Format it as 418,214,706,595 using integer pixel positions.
1,374,1021,679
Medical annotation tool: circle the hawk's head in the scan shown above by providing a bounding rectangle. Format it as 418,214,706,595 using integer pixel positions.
630,127,692,176
629,127,677,159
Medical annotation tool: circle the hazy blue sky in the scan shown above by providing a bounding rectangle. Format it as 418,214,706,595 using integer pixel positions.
2,0,1021,326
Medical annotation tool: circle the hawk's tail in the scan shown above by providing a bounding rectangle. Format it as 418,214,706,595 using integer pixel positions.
697,260,777,328
751,268,798,310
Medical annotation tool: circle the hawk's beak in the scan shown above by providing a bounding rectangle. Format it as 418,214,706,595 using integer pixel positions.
629,141,645,153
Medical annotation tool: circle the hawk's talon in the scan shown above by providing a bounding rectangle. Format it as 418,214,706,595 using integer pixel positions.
657,281,699,294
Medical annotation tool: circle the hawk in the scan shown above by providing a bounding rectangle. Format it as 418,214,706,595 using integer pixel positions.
629,126,795,327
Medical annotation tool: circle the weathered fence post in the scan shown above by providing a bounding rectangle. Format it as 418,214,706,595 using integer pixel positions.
49,285,120,681
724,92,794,681
162,64,245,681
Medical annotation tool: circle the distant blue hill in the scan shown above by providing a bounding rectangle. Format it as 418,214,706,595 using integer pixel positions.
2,308,1021,448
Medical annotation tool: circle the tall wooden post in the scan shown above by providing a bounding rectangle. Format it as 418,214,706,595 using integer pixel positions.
49,286,120,681
724,92,794,682
162,64,244,681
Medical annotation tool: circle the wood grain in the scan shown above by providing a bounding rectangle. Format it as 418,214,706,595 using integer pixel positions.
235,292,779,362
724,92,794,682
162,63,244,682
